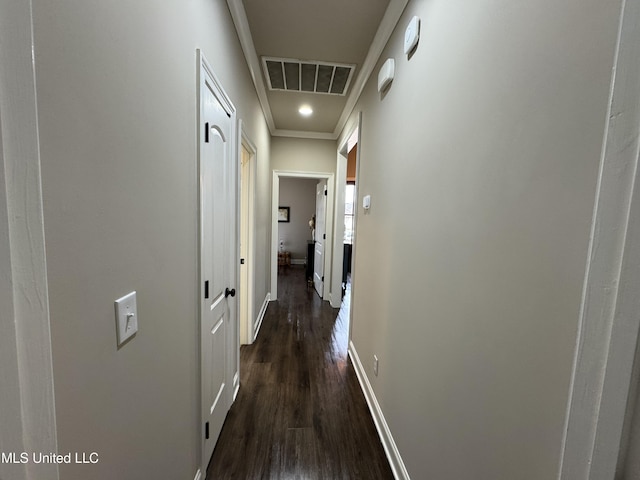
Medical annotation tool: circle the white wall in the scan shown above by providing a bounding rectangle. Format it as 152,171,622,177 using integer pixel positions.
339,0,622,478
270,136,337,300
620,374,640,478
0,105,28,480
271,137,337,173
30,0,271,478
278,178,316,261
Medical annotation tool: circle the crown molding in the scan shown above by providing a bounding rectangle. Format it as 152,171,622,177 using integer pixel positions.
333,0,409,138
271,129,337,140
226,0,276,133
227,0,408,141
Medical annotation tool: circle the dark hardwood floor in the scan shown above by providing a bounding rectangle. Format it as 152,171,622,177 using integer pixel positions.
206,266,394,480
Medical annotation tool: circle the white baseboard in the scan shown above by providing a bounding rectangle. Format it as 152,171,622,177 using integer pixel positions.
193,468,202,480
233,371,239,400
348,341,410,480
290,258,305,265
253,293,270,342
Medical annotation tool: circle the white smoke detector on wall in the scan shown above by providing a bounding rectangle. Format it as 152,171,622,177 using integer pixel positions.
377,58,395,92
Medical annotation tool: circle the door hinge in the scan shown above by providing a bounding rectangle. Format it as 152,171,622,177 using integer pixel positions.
322,276,324,282
323,234,326,240
204,280,209,299
324,189,327,196
205,421,209,440
240,258,245,265
204,122,209,143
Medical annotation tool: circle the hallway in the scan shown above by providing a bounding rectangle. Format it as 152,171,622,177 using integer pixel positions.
206,267,393,479
4,0,637,478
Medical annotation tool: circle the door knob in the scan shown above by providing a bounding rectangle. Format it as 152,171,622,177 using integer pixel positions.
225,288,236,298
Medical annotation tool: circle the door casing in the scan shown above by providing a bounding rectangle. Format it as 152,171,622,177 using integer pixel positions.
558,0,640,477
335,113,362,333
238,122,257,344
197,50,239,473
270,170,334,302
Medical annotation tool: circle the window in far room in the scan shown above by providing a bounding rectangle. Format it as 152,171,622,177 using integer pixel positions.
344,182,356,244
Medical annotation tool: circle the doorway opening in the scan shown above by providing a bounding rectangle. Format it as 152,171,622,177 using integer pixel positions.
334,114,361,339
343,147,357,296
271,171,335,302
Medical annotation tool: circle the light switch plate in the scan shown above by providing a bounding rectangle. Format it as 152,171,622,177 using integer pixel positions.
363,195,371,210
115,291,138,346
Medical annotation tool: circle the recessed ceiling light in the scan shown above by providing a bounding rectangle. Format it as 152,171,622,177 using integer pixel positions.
298,105,313,117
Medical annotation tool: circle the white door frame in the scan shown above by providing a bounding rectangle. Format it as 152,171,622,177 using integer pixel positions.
0,2,58,480
335,113,362,330
271,170,334,301
197,50,239,473
238,121,257,344
559,0,640,478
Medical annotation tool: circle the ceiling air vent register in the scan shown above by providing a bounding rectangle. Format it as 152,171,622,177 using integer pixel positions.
262,57,355,96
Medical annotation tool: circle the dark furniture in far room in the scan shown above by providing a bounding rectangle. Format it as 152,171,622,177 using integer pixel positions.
306,241,315,289
342,244,352,284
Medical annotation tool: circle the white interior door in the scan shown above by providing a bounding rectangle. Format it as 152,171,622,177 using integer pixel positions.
314,180,327,297
200,65,234,465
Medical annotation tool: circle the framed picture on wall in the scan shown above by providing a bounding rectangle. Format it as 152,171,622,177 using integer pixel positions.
278,206,290,223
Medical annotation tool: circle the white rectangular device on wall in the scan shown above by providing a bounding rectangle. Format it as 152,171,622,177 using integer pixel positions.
404,16,421,54
115,291,138,346
377,58,395,92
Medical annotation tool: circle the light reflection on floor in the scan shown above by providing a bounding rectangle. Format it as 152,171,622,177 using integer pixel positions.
332,275,351,373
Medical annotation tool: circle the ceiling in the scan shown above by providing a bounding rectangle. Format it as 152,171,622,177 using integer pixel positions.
227,0,409,139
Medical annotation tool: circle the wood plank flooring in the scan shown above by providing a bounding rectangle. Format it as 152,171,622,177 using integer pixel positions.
206,266,394,480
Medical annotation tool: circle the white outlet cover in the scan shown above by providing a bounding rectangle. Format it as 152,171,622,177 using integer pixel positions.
363,195,371,210
115,291,138,346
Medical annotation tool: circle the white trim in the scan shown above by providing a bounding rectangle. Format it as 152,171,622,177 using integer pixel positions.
349,341,410,480
290,259,306,265
225,0,276,134
271,170,335,301
199,54,236,119
332,0,408,138
271,129,336,140
253,293,270,342
226,0,409,140
559,0,640,478
233,371,240,400
0,2,59,479
331,165,346,308
239,122,257,345
332,115,362,308
193,469,202,480
197,49,238,474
